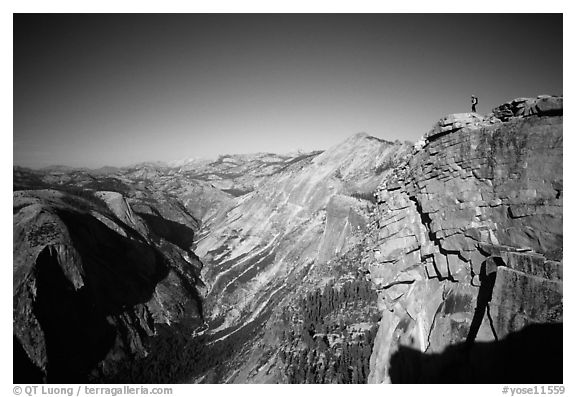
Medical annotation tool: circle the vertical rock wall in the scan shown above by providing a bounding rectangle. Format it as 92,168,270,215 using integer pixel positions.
367,97,563,383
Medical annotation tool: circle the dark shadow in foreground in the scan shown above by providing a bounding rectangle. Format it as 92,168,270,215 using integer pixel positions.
389,323,562,384
14,209,172,383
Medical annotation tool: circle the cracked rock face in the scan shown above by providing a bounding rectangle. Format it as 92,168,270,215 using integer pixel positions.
367,96,562,383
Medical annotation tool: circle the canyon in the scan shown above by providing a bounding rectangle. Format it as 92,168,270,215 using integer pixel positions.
13,95,563,383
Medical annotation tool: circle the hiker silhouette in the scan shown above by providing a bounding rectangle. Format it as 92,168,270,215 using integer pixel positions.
471,95,478,112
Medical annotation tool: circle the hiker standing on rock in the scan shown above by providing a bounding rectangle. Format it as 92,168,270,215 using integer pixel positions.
471,95,478,112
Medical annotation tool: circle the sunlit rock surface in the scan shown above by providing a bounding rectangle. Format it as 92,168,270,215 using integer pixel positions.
190,133,411,383
366,96,562,383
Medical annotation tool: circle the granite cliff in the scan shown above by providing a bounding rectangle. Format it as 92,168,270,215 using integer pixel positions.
366,95,563,383
13,186,205,382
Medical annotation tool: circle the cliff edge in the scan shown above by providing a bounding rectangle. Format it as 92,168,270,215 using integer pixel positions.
367,95,563,383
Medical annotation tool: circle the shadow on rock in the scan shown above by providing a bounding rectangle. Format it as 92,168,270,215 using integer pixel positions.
32,245,117,383
389,323,562,384
15,209,172,383
57,210,170,311
138,213,196,252
13,335,45,383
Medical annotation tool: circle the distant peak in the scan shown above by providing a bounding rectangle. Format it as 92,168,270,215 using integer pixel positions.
343,132,374,143
352,132,370,139
344,132,394,145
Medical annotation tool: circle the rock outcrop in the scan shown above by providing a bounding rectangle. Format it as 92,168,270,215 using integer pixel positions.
367,96,563,383
13,189,205,382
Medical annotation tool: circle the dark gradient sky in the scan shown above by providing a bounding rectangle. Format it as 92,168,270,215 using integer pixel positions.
14,14,563,168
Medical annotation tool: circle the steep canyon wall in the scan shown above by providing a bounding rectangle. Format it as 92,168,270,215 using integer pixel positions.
367,96,563,383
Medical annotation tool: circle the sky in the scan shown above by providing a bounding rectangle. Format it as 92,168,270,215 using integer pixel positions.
13,13,563,169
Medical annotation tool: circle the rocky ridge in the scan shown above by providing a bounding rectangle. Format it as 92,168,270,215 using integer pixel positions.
187,133,412,383
365,95,563,383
